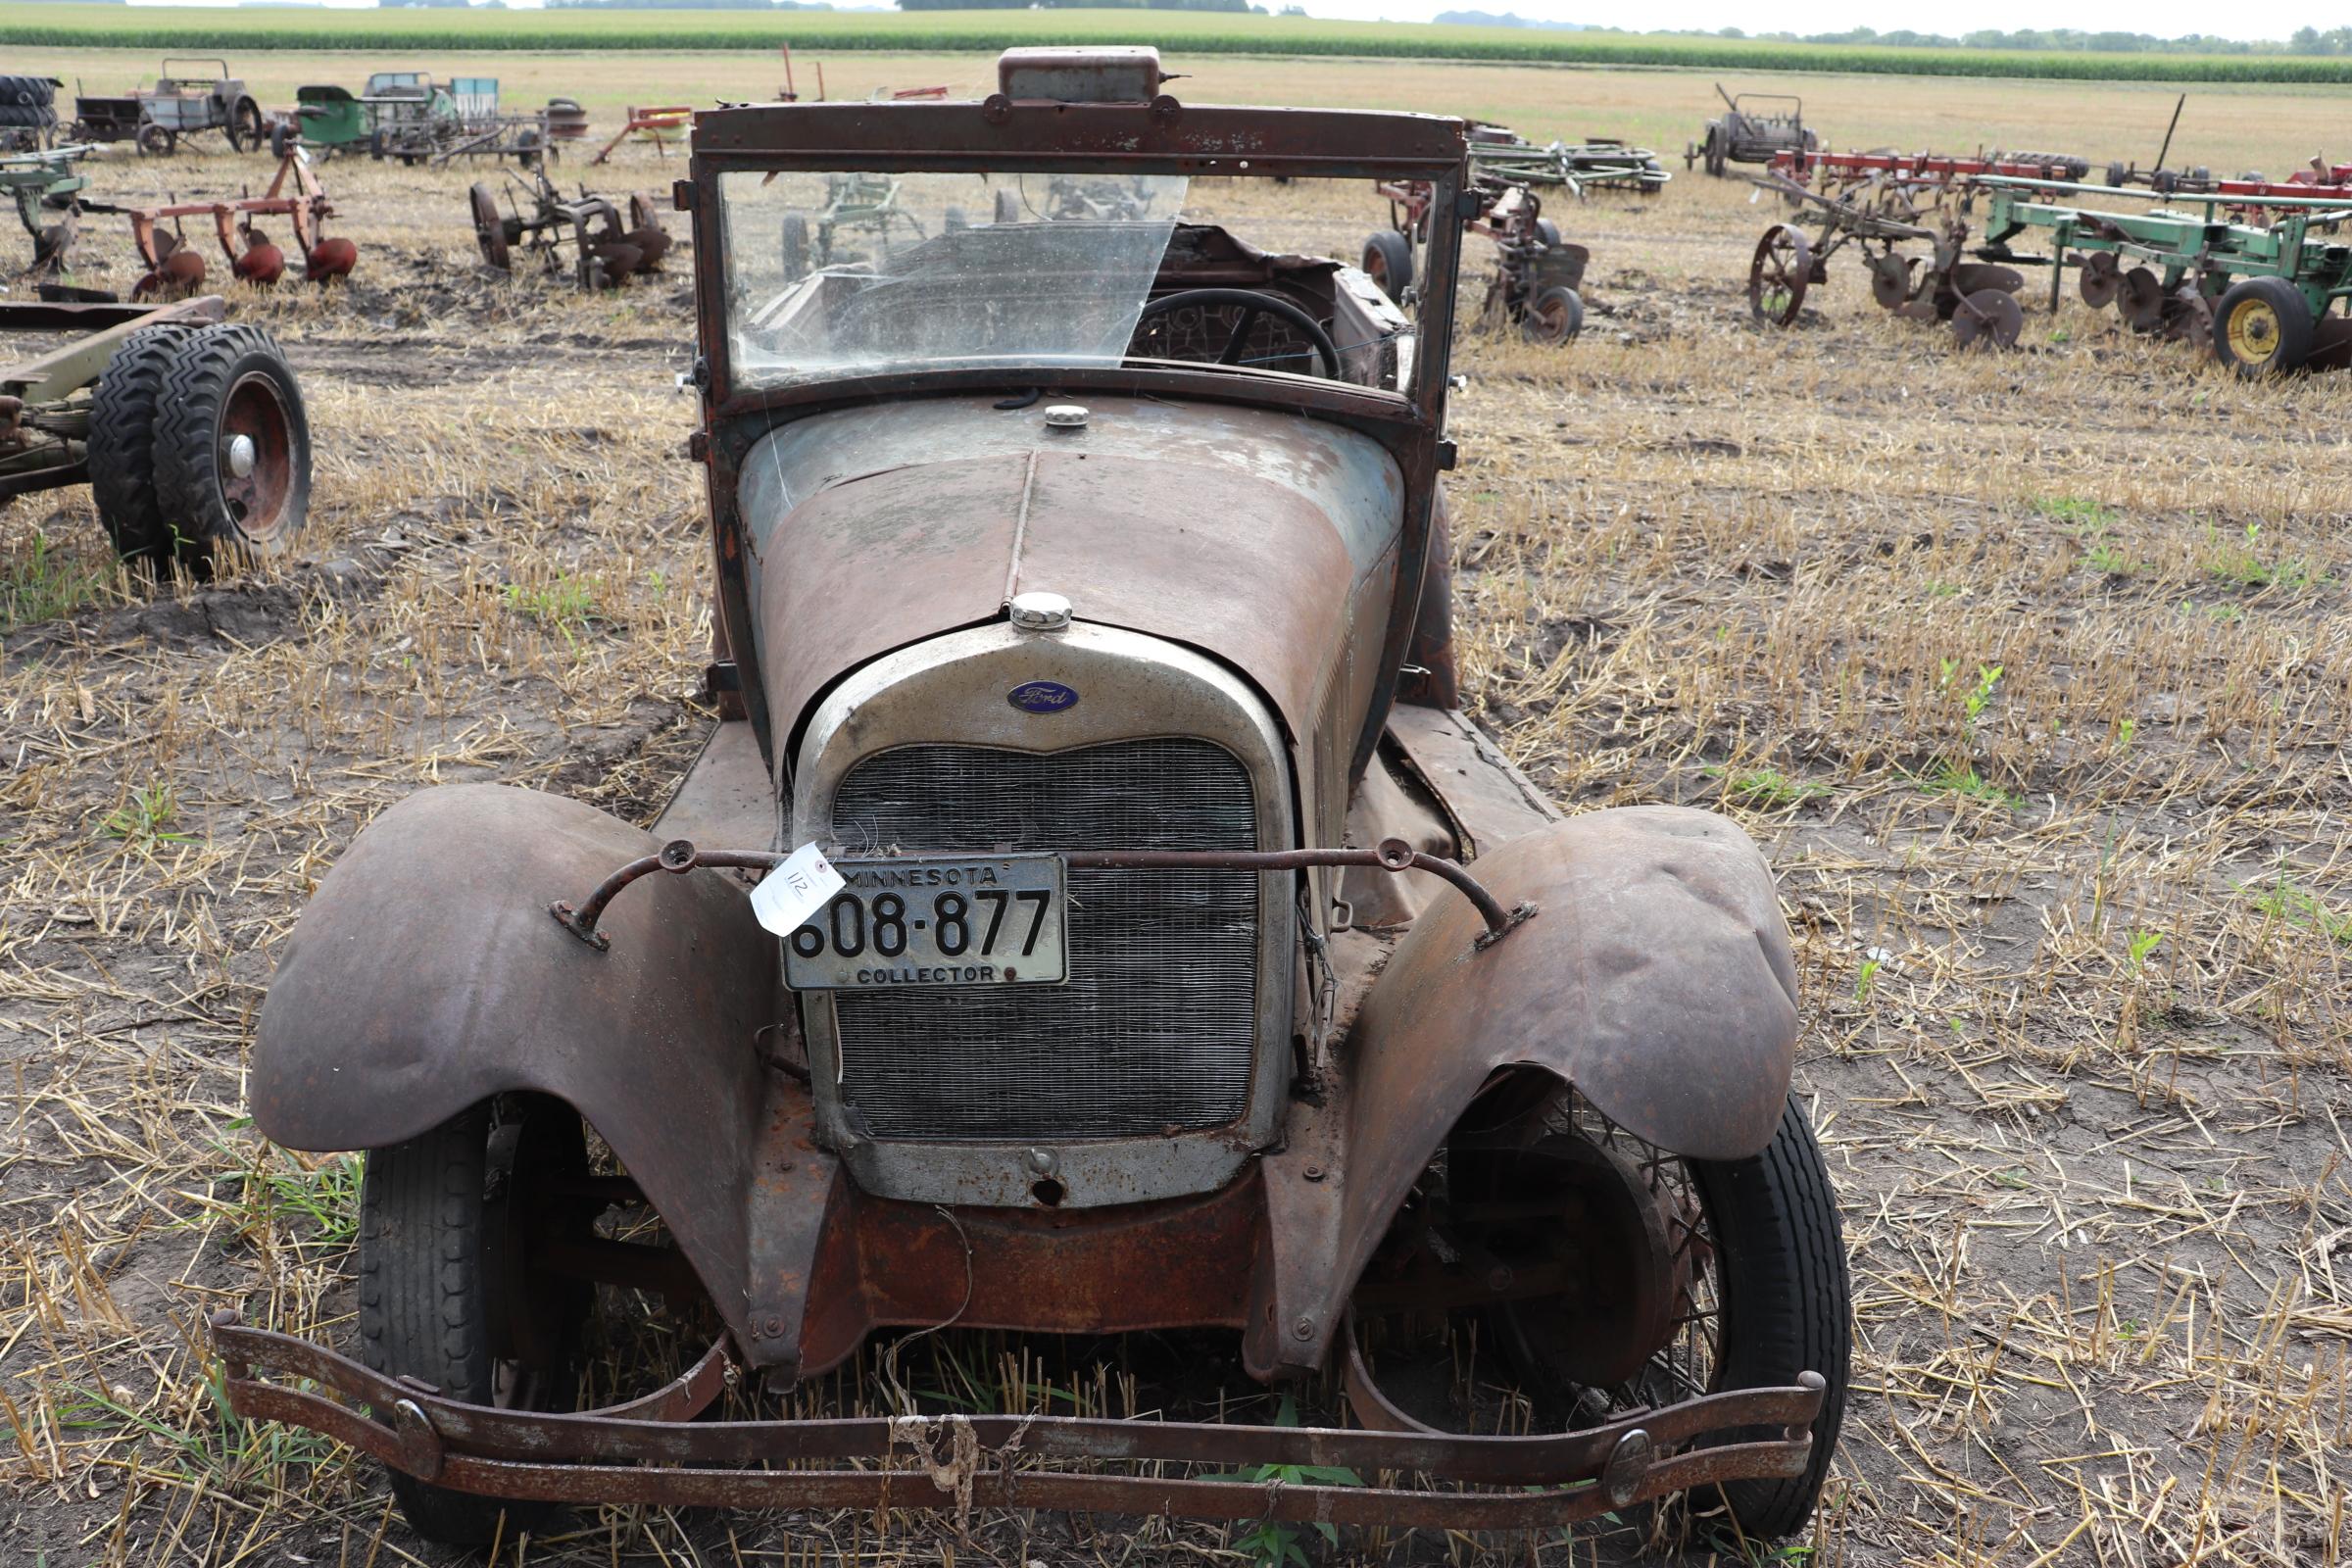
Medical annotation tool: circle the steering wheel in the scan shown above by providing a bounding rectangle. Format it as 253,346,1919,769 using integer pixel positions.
1132,287,1343,379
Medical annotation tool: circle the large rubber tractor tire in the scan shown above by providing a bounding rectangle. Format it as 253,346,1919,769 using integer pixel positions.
147,322,313,576
87,323,201,564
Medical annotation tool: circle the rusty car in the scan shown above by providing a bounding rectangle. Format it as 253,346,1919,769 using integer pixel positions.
212,46,1850,1552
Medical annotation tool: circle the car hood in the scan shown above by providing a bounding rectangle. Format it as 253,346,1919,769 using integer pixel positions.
737,394,1406,767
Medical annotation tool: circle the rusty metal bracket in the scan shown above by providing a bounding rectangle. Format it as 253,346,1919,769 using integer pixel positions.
552,837,1537,953
210,1311,1822,1529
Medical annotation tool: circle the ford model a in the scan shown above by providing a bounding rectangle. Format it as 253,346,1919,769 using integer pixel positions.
213,49,1850,1550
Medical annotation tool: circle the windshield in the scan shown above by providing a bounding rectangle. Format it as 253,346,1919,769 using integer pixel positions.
718,169,1416,395
722,170,1189,389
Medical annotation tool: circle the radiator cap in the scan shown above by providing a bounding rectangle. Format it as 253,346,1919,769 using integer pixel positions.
1009,591,1072,633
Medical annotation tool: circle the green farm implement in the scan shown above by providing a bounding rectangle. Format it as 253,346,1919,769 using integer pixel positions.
1973,177,2352,376
1745,169,2352,376
4,142,92,275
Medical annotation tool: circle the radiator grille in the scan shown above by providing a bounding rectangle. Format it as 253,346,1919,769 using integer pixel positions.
827,739,1260,1141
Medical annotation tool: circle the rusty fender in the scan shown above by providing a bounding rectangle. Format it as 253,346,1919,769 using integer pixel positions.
1293,806,1800,1352
251,784,778,1332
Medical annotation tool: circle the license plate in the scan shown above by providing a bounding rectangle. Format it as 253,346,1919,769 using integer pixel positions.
782,854,1066,990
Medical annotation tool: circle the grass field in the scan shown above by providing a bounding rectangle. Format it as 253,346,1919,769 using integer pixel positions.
9,2,2352,83
3,48,2350,1568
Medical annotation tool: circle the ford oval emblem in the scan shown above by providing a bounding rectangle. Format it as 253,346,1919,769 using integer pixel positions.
1007,680,1078,714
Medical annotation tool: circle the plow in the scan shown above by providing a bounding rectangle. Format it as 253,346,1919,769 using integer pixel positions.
1744,164,2352,375
120,149,353,296
1746,170,2026,347
19,147,353,295
6,142,91,276
1976,177,2352,374
469,166,671,289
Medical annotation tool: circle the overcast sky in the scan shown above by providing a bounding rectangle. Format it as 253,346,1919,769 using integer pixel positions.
1300,0,2315,40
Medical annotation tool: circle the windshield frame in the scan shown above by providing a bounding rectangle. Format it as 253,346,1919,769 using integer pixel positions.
687,99,1467,429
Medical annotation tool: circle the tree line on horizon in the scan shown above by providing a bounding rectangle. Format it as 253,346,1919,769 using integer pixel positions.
1618,23,2352,54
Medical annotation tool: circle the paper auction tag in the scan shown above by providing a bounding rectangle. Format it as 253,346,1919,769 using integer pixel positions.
749,843,845,939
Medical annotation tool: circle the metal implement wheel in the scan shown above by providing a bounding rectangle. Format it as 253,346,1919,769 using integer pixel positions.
149,322,312,575
2077,251,2121,310
1748,223,1810,326
1951,287,2024,351
359,1095,595,1548
993,187,1020,224
2214,275,2315,378
2119,267,2167,333
229,97,265,154
136,122,175,158
627,191,662,233
1361,228,1413,302
468,181,511,270
1522,284,1584,344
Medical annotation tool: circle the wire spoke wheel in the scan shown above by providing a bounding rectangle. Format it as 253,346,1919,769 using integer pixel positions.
1351,1082,1848,1544
1748,223,1810,326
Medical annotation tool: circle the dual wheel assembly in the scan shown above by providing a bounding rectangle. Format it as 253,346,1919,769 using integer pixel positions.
87,320,311,575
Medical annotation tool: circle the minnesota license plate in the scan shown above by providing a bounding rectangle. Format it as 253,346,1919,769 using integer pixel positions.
782,854,1066,990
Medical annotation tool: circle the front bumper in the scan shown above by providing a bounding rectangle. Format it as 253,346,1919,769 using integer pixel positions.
212,1312,1825,1530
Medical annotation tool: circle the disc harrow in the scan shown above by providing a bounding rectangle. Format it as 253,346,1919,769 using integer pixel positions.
1744,171,2024,349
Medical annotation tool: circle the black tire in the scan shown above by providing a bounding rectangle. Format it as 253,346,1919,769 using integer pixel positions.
0,74,57,109
136,122,175,158
270,120,292,160
1462,1094,1849,1542
1361,228,1413,301
2213,276,2315,379
1533,217,1562,249
780,212,809,280
87,324,198,564
148,323,313,575
1682,1098,1851,1537
994,187,1020,224
359,1097,594,1548
0,103,54,128
369,127,386,161
943,204,968,232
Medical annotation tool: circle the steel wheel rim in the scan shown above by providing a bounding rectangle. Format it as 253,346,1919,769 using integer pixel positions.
1494,1103,1725,1420
2227,298,2280,365
1749,225,1807,326
217,370,297,548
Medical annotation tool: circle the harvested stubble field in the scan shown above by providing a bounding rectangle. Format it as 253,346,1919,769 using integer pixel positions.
3,52,2350,1568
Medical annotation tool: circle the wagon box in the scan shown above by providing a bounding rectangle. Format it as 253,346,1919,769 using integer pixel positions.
213,46,1851,1552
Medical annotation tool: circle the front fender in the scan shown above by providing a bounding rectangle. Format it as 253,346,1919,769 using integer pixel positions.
253,784,778,1322
1304,807,1798,1345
